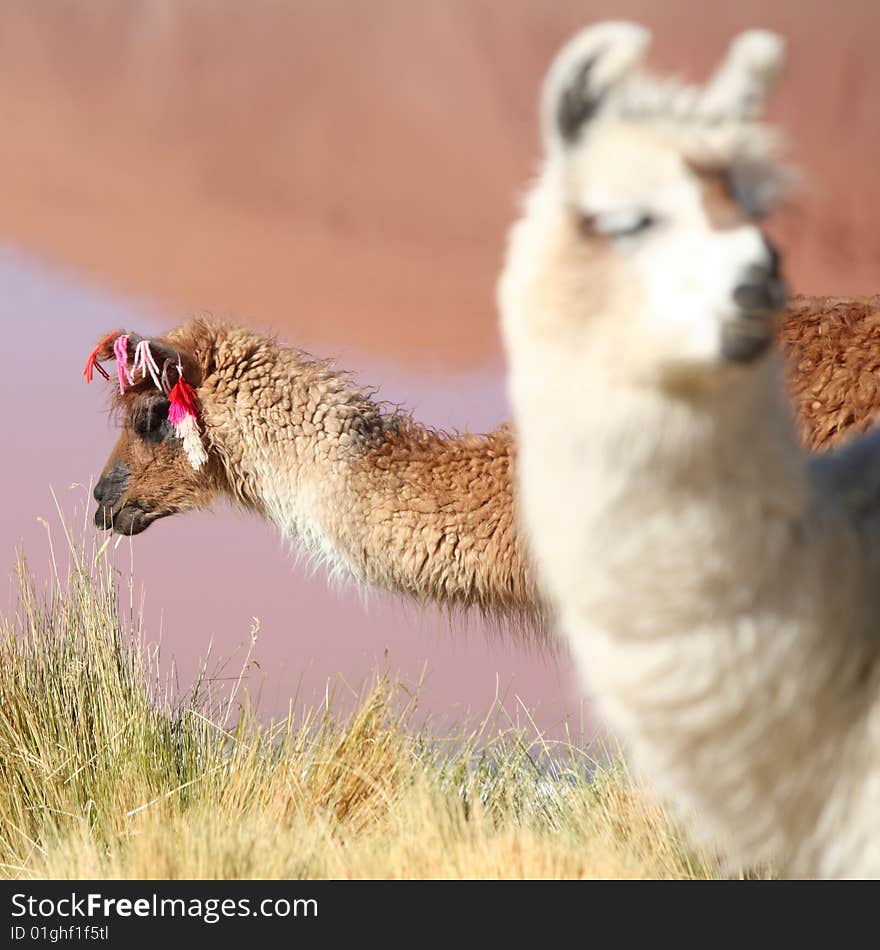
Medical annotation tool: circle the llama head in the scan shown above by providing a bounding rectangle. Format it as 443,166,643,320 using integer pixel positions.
501,21,791,390
87,322,225,535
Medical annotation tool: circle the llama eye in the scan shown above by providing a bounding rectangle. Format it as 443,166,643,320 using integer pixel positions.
133,399,171,443
583,209,657,238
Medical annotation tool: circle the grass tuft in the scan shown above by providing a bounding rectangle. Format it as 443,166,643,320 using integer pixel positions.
0,533,734,880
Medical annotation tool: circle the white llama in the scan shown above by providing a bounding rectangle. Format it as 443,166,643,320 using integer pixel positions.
499,21,880,877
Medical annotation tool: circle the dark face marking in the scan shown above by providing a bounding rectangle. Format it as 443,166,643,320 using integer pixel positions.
131,395,172,444
93,461,130,508
557,54,601,144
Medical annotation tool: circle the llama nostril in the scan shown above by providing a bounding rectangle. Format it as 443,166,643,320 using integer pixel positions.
733,282,770,311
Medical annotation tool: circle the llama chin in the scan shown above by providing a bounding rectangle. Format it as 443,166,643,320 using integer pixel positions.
499,21,880,877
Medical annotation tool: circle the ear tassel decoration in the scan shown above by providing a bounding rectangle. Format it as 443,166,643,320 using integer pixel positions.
167,367,208,471
113,334,134,394
132,339,163,390
83,330,119,382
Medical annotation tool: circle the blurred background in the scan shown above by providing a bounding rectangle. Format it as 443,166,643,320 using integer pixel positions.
1,1,877,733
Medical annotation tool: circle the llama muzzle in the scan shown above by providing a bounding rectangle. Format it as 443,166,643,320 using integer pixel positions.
93,461,157,535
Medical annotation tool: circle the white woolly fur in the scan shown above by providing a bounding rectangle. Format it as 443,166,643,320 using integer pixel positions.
500,21,880,877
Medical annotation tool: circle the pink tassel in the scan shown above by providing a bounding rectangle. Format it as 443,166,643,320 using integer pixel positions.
113,335,134,394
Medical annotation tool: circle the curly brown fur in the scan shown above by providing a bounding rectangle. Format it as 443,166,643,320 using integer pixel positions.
779,294,880,451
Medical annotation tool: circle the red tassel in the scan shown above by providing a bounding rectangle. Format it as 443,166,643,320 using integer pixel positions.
167,373,207,470
167,375,200,425
83,330,119,383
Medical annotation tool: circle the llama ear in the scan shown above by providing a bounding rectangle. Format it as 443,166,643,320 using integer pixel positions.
126,332,204,391
700,29,785,119
542,21,651,152
83,329,125,383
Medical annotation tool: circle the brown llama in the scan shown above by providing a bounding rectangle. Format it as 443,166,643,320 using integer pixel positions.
85,322,539,628
85,296,880,631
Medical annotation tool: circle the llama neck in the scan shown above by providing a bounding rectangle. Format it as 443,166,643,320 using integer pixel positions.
341,420,539,623
590,361,809,532
517,354,877,871
200,333,540,628
516,355,815,633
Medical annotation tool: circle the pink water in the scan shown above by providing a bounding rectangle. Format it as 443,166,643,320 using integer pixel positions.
1,248,585,738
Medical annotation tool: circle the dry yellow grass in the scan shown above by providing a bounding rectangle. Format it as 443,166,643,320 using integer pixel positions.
0,531,736,880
